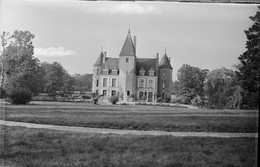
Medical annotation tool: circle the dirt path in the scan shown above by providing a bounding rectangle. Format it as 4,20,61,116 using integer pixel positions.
0,120,258,138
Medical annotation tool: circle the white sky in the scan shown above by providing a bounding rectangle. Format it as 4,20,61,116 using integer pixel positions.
0,0,258,80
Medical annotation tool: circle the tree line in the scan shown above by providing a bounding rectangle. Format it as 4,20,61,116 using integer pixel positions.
0,30,92,98
172,7,259,109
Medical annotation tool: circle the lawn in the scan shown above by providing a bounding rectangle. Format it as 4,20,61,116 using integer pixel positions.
0,125,257,167
0,101,258,133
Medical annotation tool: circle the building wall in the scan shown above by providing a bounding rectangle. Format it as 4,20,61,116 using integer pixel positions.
136,76,158,102
119,56,136,100
158,68,172,100
92,66,102,94
98,75,119,98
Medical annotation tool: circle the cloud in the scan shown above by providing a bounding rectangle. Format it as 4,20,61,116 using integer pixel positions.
34,47,77,57
79,2,161,15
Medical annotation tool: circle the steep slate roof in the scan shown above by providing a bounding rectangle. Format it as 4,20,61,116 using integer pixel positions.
159,54,173,69
119,30,136,57
102,57,119,70
136,58,158,76
94,52,104,66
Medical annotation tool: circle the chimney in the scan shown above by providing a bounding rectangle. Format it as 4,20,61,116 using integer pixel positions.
103,52,106,63
133,36,136,53
156,53,159,59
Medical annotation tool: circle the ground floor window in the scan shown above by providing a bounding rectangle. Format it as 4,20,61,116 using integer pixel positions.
127,91,130,96
111,90,116,96
103,90,107,96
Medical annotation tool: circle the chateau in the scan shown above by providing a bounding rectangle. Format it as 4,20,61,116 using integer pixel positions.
92,30,173,102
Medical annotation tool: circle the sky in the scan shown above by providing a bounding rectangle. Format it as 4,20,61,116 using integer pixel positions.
0,0,258,81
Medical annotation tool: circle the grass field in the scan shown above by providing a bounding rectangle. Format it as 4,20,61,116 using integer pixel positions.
0,101,258,133
0,125,257,167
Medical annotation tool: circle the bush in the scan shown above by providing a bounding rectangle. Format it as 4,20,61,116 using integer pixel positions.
109,96,119,104
8,88,32,104
0,87,5,99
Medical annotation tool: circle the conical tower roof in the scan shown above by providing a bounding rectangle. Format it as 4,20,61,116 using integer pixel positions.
119,30,136,57
94,52,104,66
159,54,173,69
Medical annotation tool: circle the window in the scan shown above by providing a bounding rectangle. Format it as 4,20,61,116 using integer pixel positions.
103,90,107,96
112,78,116,87
96,79,99,87
126,58,129,63
162,82,165,89
163,72,166,78
111,90,116,97
139,79,145,88
139,91,144,99
97,69,99,75
103,78,108,87
149,71,154,76
112,70,118,75
127,91,130,96
103,69,108,75
139,67,145,76
148,79,155,88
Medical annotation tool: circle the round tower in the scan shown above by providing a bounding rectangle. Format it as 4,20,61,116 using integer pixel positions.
158,53,173,102
92,52,105,95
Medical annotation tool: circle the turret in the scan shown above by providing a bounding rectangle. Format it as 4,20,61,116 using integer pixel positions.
118,30,137,100
92,52,105,94
158,53,173,101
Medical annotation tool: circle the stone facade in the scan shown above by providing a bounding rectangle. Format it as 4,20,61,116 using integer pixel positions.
92,30,173,103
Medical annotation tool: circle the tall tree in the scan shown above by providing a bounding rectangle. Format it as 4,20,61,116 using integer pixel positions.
204,68,242,109
177,64,208,104
3,30,43,94
237,6,260,109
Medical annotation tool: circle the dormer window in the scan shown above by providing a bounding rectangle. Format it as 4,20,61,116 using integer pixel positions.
112,69,118,75
139,67,145,76
149,68,155,76
103,68,109,75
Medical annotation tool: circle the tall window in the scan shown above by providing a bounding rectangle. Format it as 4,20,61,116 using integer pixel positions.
126,58,129,63
111,90,116,96
96,79,99,87
127,91,130,96
112,78,116,87
163,72,166,78
139,79,145,88
103,90,107,96
103,78,108,87
162,82,165,89
148,79,154,88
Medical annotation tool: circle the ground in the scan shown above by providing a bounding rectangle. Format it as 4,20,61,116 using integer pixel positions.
0,100,258,167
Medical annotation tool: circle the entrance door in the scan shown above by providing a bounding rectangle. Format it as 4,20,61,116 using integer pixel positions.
148,92,153,102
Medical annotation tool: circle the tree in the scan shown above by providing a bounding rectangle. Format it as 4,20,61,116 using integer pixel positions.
177,64,208,104
3,30,43,94
237,6,260,109
72,73,93,91
204,68,242,109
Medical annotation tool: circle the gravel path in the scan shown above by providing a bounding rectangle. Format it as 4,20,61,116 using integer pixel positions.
0,120,258,138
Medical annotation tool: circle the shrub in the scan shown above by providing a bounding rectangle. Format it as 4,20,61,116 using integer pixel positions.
0,87,5,99
109,96,119,104
8,88,32,104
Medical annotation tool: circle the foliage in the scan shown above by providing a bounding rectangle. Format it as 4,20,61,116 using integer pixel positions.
0,87,5,99
109,96,119,104
8,88,32,104
2,30,43,94
176,64,208,104
41,62,74,94
191,96,207,108
237,6,260,109
72,73,93,91
204,68,242,109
